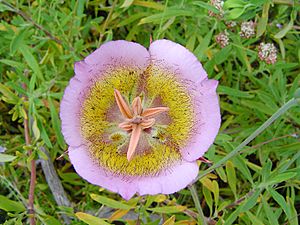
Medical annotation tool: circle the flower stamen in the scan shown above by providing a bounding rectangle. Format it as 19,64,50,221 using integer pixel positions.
132,96,143,115
142,107,169,118
127,124,142,161
114,89,169,161
140,118,155,129
114,89,133,119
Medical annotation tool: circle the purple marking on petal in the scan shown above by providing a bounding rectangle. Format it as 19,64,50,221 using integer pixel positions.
73,41,150,83
84,40,150,70
149,39,207,83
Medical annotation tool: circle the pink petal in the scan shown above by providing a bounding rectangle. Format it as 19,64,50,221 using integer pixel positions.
60,77,86,147
136,160,198,196
60,40,150,147
74,41,150,82
84,40,150,70
181,79,221,161
68,146,198,200
149,39,207,83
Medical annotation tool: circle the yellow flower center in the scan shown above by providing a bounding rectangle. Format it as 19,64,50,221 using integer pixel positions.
80,65,194,176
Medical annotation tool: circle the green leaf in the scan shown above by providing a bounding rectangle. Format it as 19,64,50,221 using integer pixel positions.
59,172,84,186
38,118,53,148
214,45,232,64
227,7,245,20
287,197,298,225
10,28,27,55
144,195,155,208
224,208,240,225
0,59,26,71
212,180,219,209
121,0,134,8
202,186,213,216
43,216,63,225
289,74,300,98
0,153,17,162
162,215,175,225
232,155,253,184
0,2,14,12
0,83,19,104
205,45,232,74
148,205,187,214
37,148,48,160
193,1,220,13
261,172,297,187
226,161,237,198
75,212,110,225
240,189,261,212
274,19,293,39
241,100,275,115
48,97,66,149
261,159,272,182
32,117,41,140
223,0,246,8
232,36,252,72
19,44,44,82
262,196,279,225
216,167,227,183
268,188,291,218
200,176,215,191
133,1,164,10
218,85,253,98
116,12,149,28
256,2,269,37
75,0,85,27
194,24,216,61
90,194,132,210
245,211,264,225
138,9,194,25
29,73,37,91
0,195,26,212
186,34,196,52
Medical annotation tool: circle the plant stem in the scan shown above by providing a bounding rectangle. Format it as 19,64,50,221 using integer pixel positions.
2,1,62,45
98,0,118,45
156,0,169,40
2,1,84,57
188,185,207,225
273,0,298,6
197,98,298,180
40,147,71,224
24,117,36,225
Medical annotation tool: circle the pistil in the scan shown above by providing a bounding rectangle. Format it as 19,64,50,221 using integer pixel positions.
114,89,169,161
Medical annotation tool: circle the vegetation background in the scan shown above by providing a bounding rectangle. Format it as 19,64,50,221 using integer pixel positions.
0,0,299,224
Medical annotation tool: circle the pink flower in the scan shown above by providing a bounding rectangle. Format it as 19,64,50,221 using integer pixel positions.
240,21,255,39
208,0,224,18
225,21,237,28
60,40,221,200
215,30,229,48
258,42,277,64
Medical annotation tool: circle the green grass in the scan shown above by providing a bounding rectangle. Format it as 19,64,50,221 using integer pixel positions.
0,0,299,224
